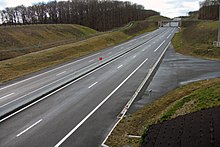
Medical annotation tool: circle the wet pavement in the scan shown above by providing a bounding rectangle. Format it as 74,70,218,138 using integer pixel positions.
129,44,220,113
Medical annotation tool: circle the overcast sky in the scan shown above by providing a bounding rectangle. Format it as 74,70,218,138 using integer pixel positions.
0,0,201,18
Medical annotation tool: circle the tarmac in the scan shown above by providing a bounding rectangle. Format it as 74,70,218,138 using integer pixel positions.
129,44,220,113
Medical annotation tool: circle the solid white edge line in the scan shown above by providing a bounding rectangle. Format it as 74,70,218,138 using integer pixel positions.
16,119,42,137
0,93,14,100
88,82,98,89
0,27,168,92
0,29,164,108
101,42,171,147
0,28,170,121
53,58,149,147
154,40,166,52
0,41,137,123
0,53,100,91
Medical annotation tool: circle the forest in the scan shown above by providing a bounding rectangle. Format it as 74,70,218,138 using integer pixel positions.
199,0,219,20
0,0,159,31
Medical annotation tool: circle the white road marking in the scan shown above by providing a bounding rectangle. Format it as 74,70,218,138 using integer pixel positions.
108,52,112,55
167,34,172,39
133,55,136,58
117,65,123,69
89,59,95,63
154,40,166,52
0,40,139,123
88,82,98,89
16,119,42,137
142,49,145,52
0,93,14,100
56,71,66,76
101,43,171,147
153,42,156,44
0,53,100,91
54,57,149,147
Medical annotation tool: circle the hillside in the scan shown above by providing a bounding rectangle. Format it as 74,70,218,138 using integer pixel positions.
172,21,220,60
0,19,159,83
146,15,171,21
0,24,97,60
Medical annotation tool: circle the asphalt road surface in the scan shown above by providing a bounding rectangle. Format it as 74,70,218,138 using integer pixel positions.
0,26,177,147
129,44,220,113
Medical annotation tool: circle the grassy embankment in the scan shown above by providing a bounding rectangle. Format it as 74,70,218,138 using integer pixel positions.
172,21,220,60
106,78,220,147
0,20,158,83
0,24,98,60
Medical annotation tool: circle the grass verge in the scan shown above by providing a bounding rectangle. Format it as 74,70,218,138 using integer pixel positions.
106,78,220,147
172,21,220,60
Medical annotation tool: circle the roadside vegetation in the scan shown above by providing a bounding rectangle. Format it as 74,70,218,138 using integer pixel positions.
0,19,158,83
172,21,220,60
146,15,171,21
106,78,220,147
0,24,97,60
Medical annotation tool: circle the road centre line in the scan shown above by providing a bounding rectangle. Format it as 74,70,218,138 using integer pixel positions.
0,53,100,91
0,93,14,100
16,119,42,137
154,40,166,52
56,71,67,76
167,34,172,39
117,65,123,69
101,42,171,147
0,29,161,108
88,82,98,89
133,55,136,58
89,59,95,63
0,29,170,122
0,38,144,122
53,57,149,147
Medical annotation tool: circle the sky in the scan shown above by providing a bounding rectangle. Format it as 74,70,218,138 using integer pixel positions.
0,0,201,18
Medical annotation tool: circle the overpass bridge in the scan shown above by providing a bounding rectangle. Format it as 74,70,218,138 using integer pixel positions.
159,20,182,27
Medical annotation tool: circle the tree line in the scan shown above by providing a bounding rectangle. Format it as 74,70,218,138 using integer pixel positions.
0,0,158,31
199,0,218,20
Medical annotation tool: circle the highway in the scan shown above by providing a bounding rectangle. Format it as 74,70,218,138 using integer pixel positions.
0,26,177,147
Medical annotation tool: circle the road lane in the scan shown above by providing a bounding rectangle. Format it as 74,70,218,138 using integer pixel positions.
0,27,177,147
0,28,168,115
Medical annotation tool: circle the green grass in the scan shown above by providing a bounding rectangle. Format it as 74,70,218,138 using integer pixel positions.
106,78,220,147
0,20,158,83
172,21,220,60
